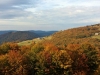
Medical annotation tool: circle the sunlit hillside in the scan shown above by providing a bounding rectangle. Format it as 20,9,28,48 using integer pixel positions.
0,24,100,75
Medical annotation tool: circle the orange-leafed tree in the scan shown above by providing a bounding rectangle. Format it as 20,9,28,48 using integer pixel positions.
7,50,26,75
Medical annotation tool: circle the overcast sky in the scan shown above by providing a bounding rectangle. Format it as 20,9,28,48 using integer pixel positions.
0,0,100,31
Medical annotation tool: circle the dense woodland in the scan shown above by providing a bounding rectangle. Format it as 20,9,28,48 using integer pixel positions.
50,24,100,47
0,24,100,75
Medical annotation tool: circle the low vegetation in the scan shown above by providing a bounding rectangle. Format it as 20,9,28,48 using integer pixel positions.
92,35,100,39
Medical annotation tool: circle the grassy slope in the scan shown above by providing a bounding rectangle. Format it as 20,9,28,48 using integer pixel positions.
92,35,100,39
18,36,52,46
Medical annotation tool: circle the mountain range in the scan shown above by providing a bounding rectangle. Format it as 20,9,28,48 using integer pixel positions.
0,30,57,44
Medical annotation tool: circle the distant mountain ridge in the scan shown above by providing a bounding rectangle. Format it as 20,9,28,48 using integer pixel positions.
29,30,57,37
0,30,15,35
0,31,39,44
0,30,57,44
0,30,57,36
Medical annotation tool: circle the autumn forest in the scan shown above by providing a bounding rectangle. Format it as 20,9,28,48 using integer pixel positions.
0,24,100,75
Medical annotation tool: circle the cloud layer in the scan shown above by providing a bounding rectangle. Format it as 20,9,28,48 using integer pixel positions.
0,0,100,30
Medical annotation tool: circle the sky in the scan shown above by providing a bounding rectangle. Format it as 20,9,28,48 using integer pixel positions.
0,0,100,31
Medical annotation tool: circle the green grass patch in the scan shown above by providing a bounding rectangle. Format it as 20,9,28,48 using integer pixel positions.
91,35,100,39
18,36,52,46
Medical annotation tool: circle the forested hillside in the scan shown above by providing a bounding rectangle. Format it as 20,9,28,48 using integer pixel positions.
0,31,39,44
0,30,57,44
0,24,100,75
50,24,100,48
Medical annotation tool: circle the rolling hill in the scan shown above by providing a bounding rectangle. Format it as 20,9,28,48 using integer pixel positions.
0,30,57,44
49,23,100,47
18,24,100,47
0,31,39,44
0,30,57,36
1,24,100,75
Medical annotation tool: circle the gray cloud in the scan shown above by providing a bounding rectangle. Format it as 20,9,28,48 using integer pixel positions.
0,0,39,19
0,0,29,10
28,6,100,29
0,9,31,19
0,0,100,30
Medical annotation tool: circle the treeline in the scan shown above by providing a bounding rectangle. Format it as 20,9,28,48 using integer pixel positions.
0,42,100,75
